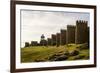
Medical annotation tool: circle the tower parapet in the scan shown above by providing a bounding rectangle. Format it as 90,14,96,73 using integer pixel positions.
75,20,88,44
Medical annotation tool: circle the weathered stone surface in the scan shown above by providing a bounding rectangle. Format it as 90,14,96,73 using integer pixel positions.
25,42,30,47
67,25,75,44
75,20,88,44
60,29,67,45
69,50,79,56
34,59,45,62
47,38,52,46
40,40,47,46
56,33,61,47
54,55,68,61
49,54,68,61
49,51,69,61
51,34,56,46
24,20,89,47
31,41,38,46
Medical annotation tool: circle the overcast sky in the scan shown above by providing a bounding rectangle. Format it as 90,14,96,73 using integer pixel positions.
21,10,90,47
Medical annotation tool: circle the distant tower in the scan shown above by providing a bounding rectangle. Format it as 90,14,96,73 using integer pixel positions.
41,34,45,41
47,38,52,46
60,29,66,45
56,33,61,46
25,42,30,47
31,41,38,46
75,20,88,44
51,34,56,46
66,25,75,44
40,34,47,46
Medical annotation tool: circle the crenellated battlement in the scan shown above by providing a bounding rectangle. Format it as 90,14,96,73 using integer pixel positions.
24,20,89,47
75,20,88,44
76,20,88,25
67,25,75,28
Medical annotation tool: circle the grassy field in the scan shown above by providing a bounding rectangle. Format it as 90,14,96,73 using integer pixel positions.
21,43,89,63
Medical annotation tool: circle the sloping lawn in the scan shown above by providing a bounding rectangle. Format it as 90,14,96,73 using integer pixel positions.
21,44,89,63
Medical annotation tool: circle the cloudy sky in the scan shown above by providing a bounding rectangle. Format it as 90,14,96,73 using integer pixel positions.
21,10,90,47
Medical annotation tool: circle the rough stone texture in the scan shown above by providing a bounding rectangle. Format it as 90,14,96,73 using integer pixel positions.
51,34,56,46
67,25,75,44
47,38,52,46
54,55,68,61
75,20,88,44
31,41,38,46
87,27,89,48
69,50,79,56
24,20,89,47
25,42,30,47
40,40,47,46
56,33,61,46
60,29,67,45
49,54,68,61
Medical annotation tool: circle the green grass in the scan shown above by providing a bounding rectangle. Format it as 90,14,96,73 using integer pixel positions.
21,44,89,63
